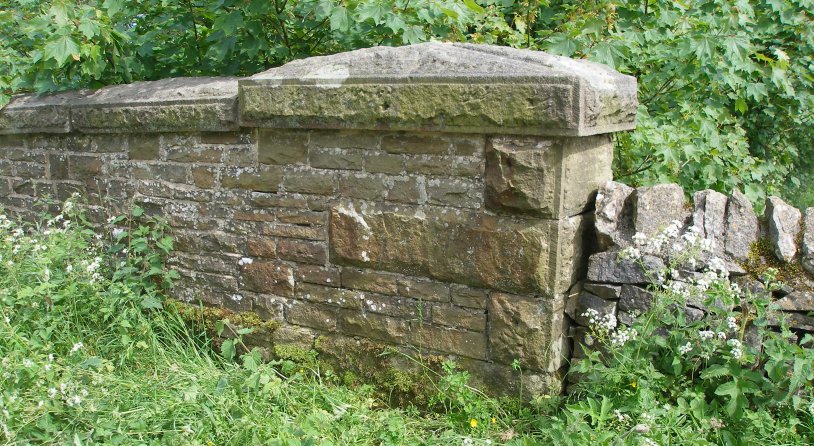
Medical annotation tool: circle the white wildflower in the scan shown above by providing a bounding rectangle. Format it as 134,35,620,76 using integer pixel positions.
70,342,83,354
678,342,693,355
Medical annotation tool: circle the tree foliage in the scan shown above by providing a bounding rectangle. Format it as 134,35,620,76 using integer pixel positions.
1,0,813,205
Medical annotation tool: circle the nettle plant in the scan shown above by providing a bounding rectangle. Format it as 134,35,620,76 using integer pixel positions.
565,222,814,445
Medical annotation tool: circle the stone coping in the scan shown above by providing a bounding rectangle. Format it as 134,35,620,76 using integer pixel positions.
1,43,637,136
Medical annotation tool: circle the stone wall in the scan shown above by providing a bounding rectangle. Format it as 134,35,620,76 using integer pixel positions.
0,43,637,396
569,181,814,381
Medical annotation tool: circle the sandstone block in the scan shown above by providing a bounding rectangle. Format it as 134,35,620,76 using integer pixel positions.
258,129,308,165
286,302,337,331
338,173,388,201
450,285,488,309
772,291,814,311
220,166,282,192
364,152,403,174
330,202,585,296
426,177,481,209
341,268,399,295
387,176,424,204
765,196,801,262
296,265,341,287
412,324,487,360
240,261,295,297
309,148,364,170
381,133,451,155
276,239,327,265
68,155,103,180
339,310,410,344
432,305,487,332
488,293,564,372
247,237,277,258
398,278,450,302
282,168,337,195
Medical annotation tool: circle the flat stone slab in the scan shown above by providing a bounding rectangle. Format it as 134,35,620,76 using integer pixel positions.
0,77,239,134
240,42,637,136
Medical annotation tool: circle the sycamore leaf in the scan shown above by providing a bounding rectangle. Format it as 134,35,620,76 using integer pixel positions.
329,6,350,32
44,34,81,66
463,0,485,14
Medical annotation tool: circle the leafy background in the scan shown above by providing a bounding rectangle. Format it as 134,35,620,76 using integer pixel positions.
1,0,813,207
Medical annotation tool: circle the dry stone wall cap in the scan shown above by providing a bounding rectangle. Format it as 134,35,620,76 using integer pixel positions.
0,77,239,134
240,42,638,136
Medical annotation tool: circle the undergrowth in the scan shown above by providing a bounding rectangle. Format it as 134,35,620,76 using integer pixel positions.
1,197,813,445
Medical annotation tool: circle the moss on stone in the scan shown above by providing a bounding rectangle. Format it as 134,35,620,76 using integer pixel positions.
744,238,813,291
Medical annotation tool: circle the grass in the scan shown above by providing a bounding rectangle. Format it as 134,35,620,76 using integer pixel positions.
2,198,814,445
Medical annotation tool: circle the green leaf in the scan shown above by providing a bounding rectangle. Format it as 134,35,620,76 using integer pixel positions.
221,339,236,360
141,295,163,310
357,3,389,24
44,35,81,66
463,0,485,14
329,6,350,32
545,35,577,57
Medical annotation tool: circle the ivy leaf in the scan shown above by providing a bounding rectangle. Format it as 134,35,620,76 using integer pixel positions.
44,34,81,66
141,295,163,310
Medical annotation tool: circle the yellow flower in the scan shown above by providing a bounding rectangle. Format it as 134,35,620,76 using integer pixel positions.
631,381,638,389
491,417,497,424
470,418,478,428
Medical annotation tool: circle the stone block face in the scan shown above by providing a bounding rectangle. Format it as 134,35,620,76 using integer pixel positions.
432,304,487,332
488,293,565,372
766,196,801,263
258,129,308,165
634,183,688,236
329,202,579,296
413,324,487,360
724,190,759,261
595,181,635,250
240,261,295,297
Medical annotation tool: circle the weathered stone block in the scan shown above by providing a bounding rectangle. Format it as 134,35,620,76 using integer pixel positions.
240,261,295,297
309,148,364,170
239,43,636,136
277,239,327,265
413,324,487,359
260,223,324,241
765,196,801,263
595,181,635,250
488,293,565,372
583,283,621,300
365,153,403,174
341,268,400,295
297,283,362,310
68,155,103,180
573,292,617,327
425,177,481,209
247,237,277,258
692,190,727,251
397,278,450,302
450,285,488,309
221,166,282,192
634,183,688,236
432,305,486,332
165,145,222,163
282,168,337,195
338,173,388,201
587,251,664,284
286,302,337,331
724,190,759,261
330,202,585,296
296,265,341,287
387,176,424,204
309,130,379,150
339,310,410,344
258,129,308,165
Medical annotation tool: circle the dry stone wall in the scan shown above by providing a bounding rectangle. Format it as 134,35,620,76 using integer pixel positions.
569,180,814,381
0,43,637,396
